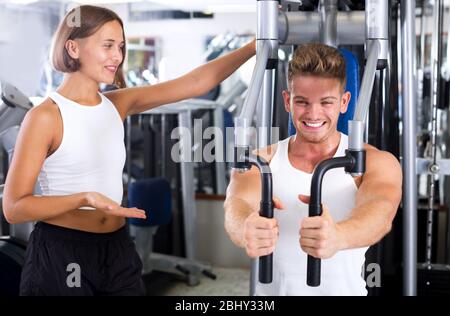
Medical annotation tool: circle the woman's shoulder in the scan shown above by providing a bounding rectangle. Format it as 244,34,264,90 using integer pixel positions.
102,90,127,120
17,98,60,149
25,97,60,125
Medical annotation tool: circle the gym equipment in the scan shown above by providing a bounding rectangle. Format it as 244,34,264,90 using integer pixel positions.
233,39,275,284
128,178,216,284
306,0,388,287
414,0,450,295
138,100,228,285
232,0,390,293
0,81,33,296
0,81,32,134
400,0,417,296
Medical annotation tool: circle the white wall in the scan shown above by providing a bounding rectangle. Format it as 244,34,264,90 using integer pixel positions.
0,6,53,96
109,4,256,81
0,2,255,95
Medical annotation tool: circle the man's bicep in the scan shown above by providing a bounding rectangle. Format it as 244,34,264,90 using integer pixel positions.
226,167,262,212
356,150,402,208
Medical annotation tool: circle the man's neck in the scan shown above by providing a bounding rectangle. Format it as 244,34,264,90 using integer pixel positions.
289,131,342,166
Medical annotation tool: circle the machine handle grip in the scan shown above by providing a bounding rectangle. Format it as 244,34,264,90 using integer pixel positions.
259,200,274,283
307,255,321,286
259,254,273,283
307,203,322,287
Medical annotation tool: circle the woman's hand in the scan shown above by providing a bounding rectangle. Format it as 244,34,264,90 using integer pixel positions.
84,192,147,219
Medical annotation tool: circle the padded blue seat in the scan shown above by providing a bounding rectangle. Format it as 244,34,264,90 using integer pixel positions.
128,178,172,227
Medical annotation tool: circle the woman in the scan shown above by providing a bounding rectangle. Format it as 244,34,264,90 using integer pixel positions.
2,5,255,296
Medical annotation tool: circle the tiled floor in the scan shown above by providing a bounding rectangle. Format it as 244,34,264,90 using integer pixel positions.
144,267,250,296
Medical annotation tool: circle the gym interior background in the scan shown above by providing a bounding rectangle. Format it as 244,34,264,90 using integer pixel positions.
1,0,450,296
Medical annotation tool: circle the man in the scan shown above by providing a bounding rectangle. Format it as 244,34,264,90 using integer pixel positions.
223,43,402,295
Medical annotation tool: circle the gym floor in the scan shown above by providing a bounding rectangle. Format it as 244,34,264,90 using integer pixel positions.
143,267,250,296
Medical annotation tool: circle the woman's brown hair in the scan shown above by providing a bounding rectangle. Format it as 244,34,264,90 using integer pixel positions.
51,5,126,88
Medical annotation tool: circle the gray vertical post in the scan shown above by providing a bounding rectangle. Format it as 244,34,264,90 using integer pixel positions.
426,0,443,268
213,106,226,194
161,114,167,178
249,0,279,297
178,110,199,285
401,0,418,296
252,66,275,296
319,0,338,47
258,70,275,147
126,116,132,193
417,2,427,132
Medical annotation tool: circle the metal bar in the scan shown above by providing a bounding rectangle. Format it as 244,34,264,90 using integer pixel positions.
416,158,450,175
354,40,381,122
319,0,338,47
417,2,427,132
178,110,199,285
216,80,247,108
401,0,418,296
426,0,444,267
258,69,275,147
235,41,270,153
279,11,365,45
126,115,132,195
250,67,276,295
161,114,167,178
366,0,389,40
213,106,226,194
239,41,271,123
246,0,279,296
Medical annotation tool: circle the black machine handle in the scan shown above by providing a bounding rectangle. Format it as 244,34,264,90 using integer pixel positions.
259,200,274,283
307,203,322,287
245,154,274,284
307,153,358,287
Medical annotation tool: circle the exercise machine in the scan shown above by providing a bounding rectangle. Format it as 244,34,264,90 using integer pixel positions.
0,81,33,296
231,0,395,294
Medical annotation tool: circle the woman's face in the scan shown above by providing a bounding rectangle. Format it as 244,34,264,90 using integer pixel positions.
71,20,124,84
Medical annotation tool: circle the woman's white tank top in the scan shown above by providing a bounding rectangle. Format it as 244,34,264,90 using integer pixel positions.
37,92,126,205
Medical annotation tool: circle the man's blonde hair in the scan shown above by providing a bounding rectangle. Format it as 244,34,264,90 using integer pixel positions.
288,43,346,91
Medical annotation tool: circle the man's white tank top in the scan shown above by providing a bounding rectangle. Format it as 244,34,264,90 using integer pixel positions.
37,92,126,205
255,133,368,296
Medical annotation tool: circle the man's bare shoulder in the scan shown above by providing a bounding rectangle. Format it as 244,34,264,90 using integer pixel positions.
364,144,400,166
363,144,402,182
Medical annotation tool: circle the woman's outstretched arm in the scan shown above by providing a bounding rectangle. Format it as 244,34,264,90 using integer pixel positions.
106,39,256,118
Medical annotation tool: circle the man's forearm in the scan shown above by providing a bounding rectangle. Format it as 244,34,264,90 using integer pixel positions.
337,199,396,250
224,197,255,248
